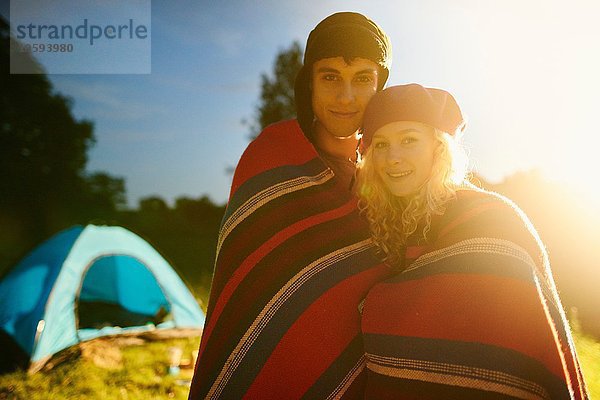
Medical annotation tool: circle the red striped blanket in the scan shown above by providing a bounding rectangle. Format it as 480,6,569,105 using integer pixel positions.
189,120,392,399
361,189,588,399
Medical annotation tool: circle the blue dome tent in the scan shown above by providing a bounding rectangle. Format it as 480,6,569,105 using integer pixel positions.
0,225,205,373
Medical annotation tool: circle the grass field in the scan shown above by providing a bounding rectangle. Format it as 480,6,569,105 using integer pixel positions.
0,336,201,400
1,331,598,399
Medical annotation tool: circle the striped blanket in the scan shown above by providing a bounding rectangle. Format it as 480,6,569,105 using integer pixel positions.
361,189,588,399
189,120,392,399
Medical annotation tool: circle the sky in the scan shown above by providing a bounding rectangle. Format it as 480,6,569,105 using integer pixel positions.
3,0,600,207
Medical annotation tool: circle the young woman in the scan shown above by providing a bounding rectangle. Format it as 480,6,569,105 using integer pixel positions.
356,84,588,399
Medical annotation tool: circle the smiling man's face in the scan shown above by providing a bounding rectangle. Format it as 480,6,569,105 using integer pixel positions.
311,56,379,143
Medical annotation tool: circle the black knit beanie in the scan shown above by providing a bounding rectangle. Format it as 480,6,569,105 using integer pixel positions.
294,12,392,139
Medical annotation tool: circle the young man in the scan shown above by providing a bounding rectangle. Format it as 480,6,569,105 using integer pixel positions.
189,12,393,399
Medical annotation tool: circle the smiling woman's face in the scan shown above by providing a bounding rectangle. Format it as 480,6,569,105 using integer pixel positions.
371,121,437,197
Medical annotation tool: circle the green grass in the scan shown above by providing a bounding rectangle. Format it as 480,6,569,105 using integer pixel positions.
1,332,598,399
574,330,600,398
0,337,201,400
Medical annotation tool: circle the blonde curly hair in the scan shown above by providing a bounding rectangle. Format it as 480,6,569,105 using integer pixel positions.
356,128,469,267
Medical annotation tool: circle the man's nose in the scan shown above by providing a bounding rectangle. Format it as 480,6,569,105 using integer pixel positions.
337,81,355,104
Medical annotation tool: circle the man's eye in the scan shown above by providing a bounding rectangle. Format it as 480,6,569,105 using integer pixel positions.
323,74,339,81
356,75,374,83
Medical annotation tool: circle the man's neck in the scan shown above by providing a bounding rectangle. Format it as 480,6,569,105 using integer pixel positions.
313,125,359,161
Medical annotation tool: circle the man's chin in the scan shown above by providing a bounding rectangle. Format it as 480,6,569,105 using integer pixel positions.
331,132,359,140
328,125,360,139
314,120,360,140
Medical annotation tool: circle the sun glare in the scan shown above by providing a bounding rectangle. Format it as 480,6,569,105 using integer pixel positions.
553,136,600,211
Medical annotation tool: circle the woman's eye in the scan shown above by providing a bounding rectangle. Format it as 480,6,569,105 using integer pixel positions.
323,74,339,81
374,141,388,149
401,137,417,145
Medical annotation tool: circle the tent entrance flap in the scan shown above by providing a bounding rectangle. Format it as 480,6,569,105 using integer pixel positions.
77,255,171,329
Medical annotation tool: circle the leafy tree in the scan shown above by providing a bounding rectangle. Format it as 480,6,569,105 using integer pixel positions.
175,196,223,227
138,196,169,214
1,21,94,210
247,41,303,139
0,16,124,270
83,172,127,218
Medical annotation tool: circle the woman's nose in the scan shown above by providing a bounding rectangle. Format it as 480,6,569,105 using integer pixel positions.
387,145,403,164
